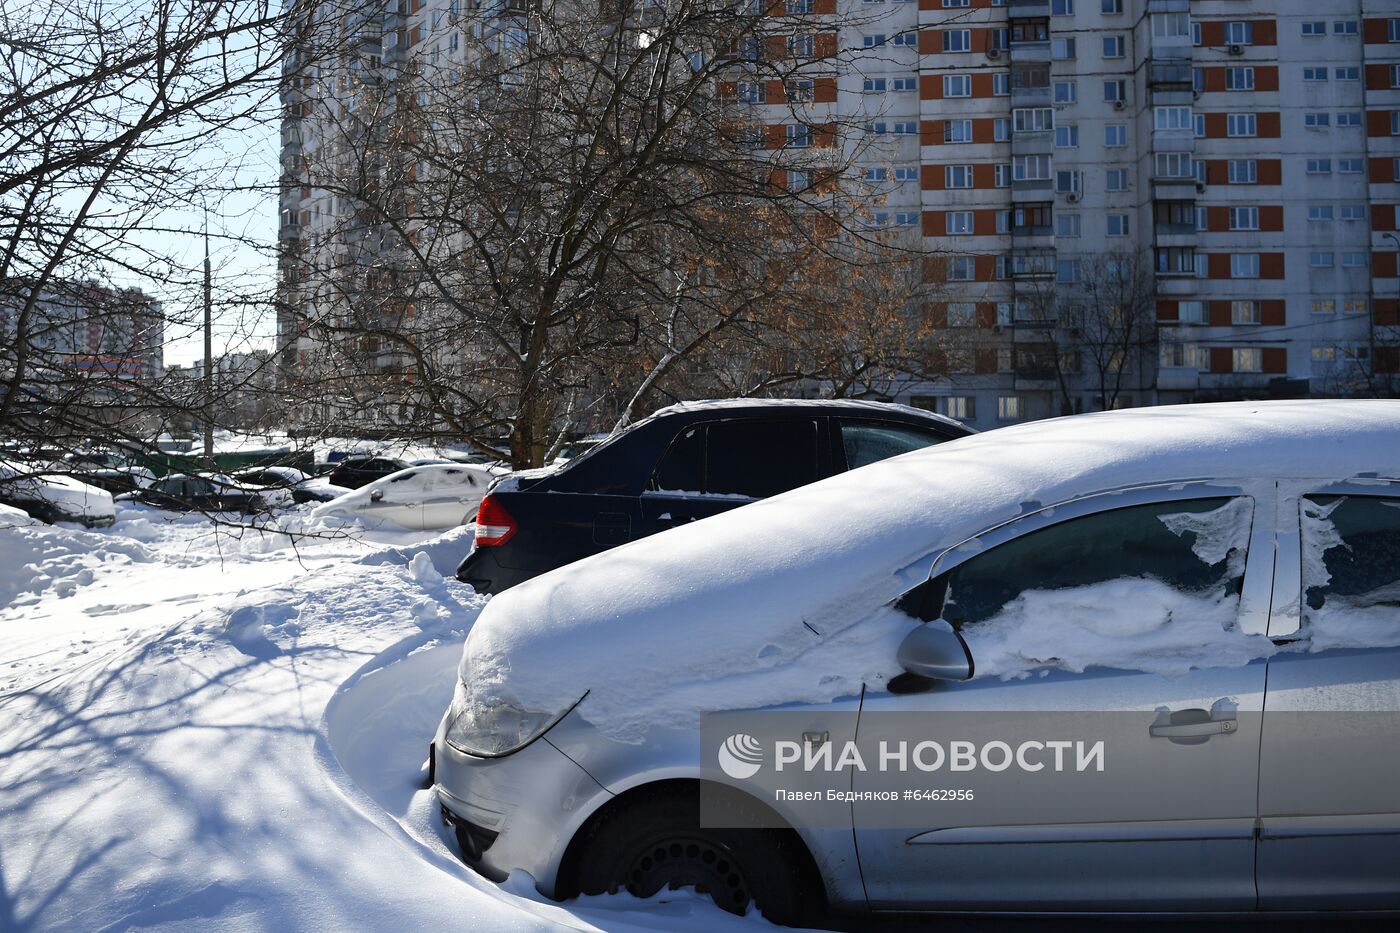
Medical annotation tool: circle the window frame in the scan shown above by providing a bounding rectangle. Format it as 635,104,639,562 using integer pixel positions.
903,480,1274,639
1273,481,1400,638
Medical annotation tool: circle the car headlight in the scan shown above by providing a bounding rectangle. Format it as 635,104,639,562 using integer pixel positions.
443,680,587,758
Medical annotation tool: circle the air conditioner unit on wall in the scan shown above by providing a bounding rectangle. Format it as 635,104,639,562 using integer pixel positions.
987,47,1002,60
1228,44,1244,56
1196,182,1207,193
1114,99,1125,110
1067,192,1081,202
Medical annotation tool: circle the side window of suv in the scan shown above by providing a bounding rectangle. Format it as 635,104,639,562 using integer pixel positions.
705,419,818,499
840,420,949,470
652,426,704,494
1301,495,1400,647
924,497,1254,675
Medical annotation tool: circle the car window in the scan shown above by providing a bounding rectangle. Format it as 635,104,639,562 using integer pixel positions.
918,498,1255,678
389,470,418,483
651,426,704,494
840,421,948,470
186,478,214,496
154,478,182,495
705,419,819,499
1301,495,1400,643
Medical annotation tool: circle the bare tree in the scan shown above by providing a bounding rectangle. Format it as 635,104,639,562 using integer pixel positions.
277,0,961,467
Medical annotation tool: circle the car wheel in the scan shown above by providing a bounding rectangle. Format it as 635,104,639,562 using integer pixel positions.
572,786,818,926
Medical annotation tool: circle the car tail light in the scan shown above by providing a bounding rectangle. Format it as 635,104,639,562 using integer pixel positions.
474,495,517,547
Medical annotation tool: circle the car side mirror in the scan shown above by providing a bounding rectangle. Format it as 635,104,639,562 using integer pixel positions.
897,619,974,682
370,489,384,502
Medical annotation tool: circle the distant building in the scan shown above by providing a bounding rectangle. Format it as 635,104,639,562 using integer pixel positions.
0,278,164,383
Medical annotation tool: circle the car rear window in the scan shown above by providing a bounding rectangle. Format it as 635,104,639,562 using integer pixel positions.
840,421,949,470
705,419,818,499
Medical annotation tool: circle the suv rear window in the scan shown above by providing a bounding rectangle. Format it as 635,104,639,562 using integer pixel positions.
840,421,948,470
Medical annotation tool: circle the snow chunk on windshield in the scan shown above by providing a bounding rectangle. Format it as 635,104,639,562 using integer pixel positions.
1300,495,1400,653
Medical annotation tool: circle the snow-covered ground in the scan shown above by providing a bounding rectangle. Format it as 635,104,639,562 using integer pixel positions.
0,506,780,931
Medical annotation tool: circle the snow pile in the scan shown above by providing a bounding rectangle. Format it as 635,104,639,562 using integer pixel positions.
0,519,156,608
459,400,1400,742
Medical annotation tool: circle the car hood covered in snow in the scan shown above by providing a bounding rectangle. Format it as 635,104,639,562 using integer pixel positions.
457,400,1400,743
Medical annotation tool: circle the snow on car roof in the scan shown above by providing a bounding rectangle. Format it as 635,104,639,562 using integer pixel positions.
458,400,1400,742
650,396,968,430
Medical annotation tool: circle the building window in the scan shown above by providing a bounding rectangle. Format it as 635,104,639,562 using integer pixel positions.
891,32,917,47
942,396,975,420
1306,159,1332,174
994,164,1012,187
1309,252,1334,268
1308,205,1335,222
943,29,971,52
997,210,1012,234
1339,205,1366,221
787,0,814,11
944,74,971,97
1057,169,1083,193
1103,80,1125,102
1233,348,1263,373
947,211,975,235
1057,258,1082,282
1337,112,1362,128
1054,81,1077,103
945,164,974,188
949,257,976,281
1103,35,1124,58
892,76,917,92
1051,0,1073,14
998,396,1023,421
1102,0,1122,13
789,34,815,56
1178,300,1206,324
862,34,886,48
863,167,889,182
1304,112,1331,128
1228,159,1257,184
1225,67,1254,91
1155,152,1193,178
1301,21,1325,37
1312,299,1336,314
1344,299,1368,314
947,302,977,325
787,79,814,101
1227,113,1257,137
1154,106,1192,131
892,121,918,135
944,119,973,143
1105,123,1127,147
1334,21,1358,36
1052,37,1077,60
787,125,812,148
1336,67,1360,82
1107,213,1129,236
994,118,1010,142
997,302,1013,325
893,165,918,182
1014,154,1052,180
1231,254,1261,278
1057,212,1081,237
1013,107,1054,132
863,77,887,93
1152,13,1189,38
1161,341,1205,369
1055,124,1079,147
942,0,969,5
1302,67,1328,82
1231,300,1261,325
993,73,1010,96
1229,206,1259,230
1106,168,1129,191
1226,22,1254,45
1342,252,1368,268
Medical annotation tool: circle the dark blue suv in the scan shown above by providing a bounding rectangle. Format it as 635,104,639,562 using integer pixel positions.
455,399,971,594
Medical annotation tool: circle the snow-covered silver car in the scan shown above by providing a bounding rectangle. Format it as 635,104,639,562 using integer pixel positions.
432,400,1400,924
313,462,504,530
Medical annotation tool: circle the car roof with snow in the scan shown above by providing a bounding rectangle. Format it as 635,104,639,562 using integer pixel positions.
457,400,1400,742
649,397,968,431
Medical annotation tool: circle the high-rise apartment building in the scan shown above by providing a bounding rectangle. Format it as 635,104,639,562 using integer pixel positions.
280,1,1400,431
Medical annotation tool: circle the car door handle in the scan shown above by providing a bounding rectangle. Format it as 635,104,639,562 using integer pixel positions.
1150,713,1236,738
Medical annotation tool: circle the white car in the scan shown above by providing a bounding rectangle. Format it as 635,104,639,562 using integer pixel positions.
0,459,116,527
312,462,504,530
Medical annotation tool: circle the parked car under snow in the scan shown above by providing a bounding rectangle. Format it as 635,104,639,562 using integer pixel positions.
312,463,504,530
122,473,269,514
0,460,116,527
232,466,350,505
432,399,1400,925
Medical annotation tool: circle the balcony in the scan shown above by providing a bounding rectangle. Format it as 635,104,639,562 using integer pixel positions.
1149,60,1194,91
1010,84,1052,107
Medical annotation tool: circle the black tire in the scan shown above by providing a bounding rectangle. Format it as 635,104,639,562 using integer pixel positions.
573,786,821,927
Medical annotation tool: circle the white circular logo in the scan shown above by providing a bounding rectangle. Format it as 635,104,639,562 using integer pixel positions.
717,733,764,780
